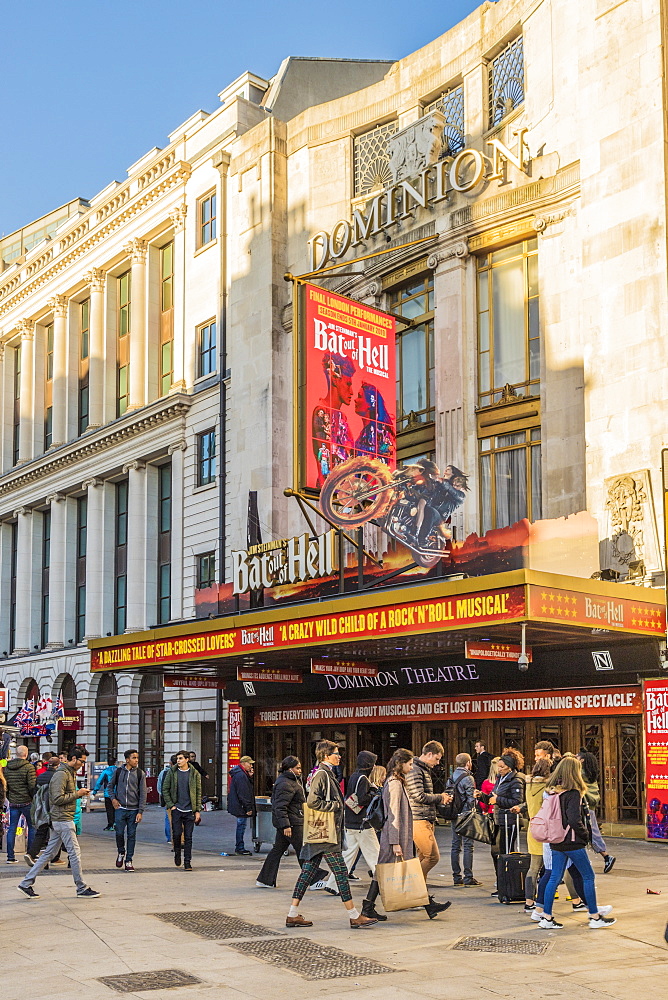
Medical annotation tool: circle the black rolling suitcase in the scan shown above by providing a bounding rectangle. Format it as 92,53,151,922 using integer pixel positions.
497,814,530,904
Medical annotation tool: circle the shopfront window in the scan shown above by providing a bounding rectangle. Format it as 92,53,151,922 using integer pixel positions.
139,673,164,776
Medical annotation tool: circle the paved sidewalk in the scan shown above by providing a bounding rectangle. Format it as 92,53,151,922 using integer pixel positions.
2,822,667,1000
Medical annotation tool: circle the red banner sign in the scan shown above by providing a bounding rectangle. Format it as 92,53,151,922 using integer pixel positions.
164,675,226,690
237,668,302,684
465,642,532,663
91,585,526,670
0,688,7,712
644,679,668,841
528,584,665,636
254,685,641,727
59,710,83,731
311,658,377,677
303,283,396,489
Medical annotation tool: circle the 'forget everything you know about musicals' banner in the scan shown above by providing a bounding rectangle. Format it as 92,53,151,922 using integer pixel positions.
302,283,396,490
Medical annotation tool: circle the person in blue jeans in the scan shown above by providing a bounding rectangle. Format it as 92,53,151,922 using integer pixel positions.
538,756,616,930
4,747,36,863
109,749,147,872
227,756,256,855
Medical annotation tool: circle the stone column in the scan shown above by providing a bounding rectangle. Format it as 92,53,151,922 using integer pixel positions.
126,239,147,410
0,522,12,654
82,478,104,639
48,294,68,446
17,319,34,463
116,672,141,754
123,460,158,633
169,204,187,392
168,440,186,620
46,492,76,648
84,268,106,428
0,345,11,474
12,508,35,655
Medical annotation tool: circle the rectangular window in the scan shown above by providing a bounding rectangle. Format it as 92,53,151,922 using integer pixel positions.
479,427,542,533
117,271,131,416
198,191,217,247
390,275,435,433
114,480,128,633
79,299,90,434
197,429,216,486
476,238,539,408
197,320,217,378
76,496,87,643
97,708,118,764
197,551,216,589
10,521,18,651
159,243,174,396
41,509,50,649
12,345,20,465
44,323,54,449
157,463,171,624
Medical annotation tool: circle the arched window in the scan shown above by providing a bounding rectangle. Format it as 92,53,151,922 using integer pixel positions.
96,674,118,764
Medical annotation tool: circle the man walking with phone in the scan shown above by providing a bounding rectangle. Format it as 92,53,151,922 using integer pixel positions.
18,745,100,899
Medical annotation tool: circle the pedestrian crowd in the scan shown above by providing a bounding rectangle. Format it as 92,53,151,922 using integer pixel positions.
1,735,618,932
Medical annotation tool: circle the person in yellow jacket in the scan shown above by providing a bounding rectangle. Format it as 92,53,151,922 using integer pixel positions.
523,758,551,912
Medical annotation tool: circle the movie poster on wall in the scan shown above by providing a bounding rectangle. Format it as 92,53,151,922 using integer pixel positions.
644,679,668,841
302,283,396,491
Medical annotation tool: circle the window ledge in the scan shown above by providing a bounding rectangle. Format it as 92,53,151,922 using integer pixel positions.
194,238,218,257
193,481,217,494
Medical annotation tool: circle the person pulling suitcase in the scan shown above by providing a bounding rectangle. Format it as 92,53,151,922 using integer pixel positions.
478,749,525,896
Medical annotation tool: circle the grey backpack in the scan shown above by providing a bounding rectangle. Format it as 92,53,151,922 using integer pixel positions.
31,784,50,827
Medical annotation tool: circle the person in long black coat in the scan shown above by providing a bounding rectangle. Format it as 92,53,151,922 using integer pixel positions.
255,756,326,889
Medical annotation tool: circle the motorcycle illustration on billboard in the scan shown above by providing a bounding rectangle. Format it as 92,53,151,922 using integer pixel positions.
319,456,469,569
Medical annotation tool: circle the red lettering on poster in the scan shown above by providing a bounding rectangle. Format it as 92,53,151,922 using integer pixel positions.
303,283,396,490
644,679,668,841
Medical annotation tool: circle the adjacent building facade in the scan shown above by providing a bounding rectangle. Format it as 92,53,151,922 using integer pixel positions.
3,0,668,824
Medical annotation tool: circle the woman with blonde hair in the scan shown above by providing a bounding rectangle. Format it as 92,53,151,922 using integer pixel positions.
537,756,615,930
369,764,386,788
523,757,550,911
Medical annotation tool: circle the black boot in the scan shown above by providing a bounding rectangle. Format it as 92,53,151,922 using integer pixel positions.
424,895,452,919
362,898,387,921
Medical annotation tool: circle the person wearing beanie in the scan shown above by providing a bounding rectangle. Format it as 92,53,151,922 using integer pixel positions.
478,748,525,889
321,750,386,920
255,756,327,890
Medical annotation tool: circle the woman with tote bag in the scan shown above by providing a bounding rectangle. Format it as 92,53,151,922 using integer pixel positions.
285,740,377,929
364,748,451,920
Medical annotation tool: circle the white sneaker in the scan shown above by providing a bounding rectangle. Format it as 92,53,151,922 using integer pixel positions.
307,880,327,891
596,905,613,916
531,910,544,922
589,914,616,928
538,917,564,930
255,881,275,889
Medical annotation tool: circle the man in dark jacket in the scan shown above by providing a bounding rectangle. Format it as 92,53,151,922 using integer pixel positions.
162,750,202,870
5,746,36,863
227,756,255,855
473,741,493,789
256,756,327,889
110,749,147,872
446,752,481,887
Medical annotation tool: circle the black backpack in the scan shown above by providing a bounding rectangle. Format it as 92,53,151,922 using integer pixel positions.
439,771,468,822
366,790,386,831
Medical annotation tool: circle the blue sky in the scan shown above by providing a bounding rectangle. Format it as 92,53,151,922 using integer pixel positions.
1,1,482,238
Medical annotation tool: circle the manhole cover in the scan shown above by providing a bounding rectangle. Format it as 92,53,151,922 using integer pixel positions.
153,909,281,940
452,936,551,955
97,970,201,992
228,937,396,980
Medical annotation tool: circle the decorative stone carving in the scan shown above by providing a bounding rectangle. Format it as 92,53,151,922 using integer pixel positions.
122,459,146,474
16,319,35,341
123,238,148,264
602,470,661,577
388,112,445,184
82,477,103,490
427,241,469,268
83,268,105,292
169,203,187,231
168,440,187,455
47,294,68,317
533,207,575,233
45,493,65,505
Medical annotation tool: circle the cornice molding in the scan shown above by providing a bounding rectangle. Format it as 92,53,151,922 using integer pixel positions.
0,395,191,499
0,160,192,318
